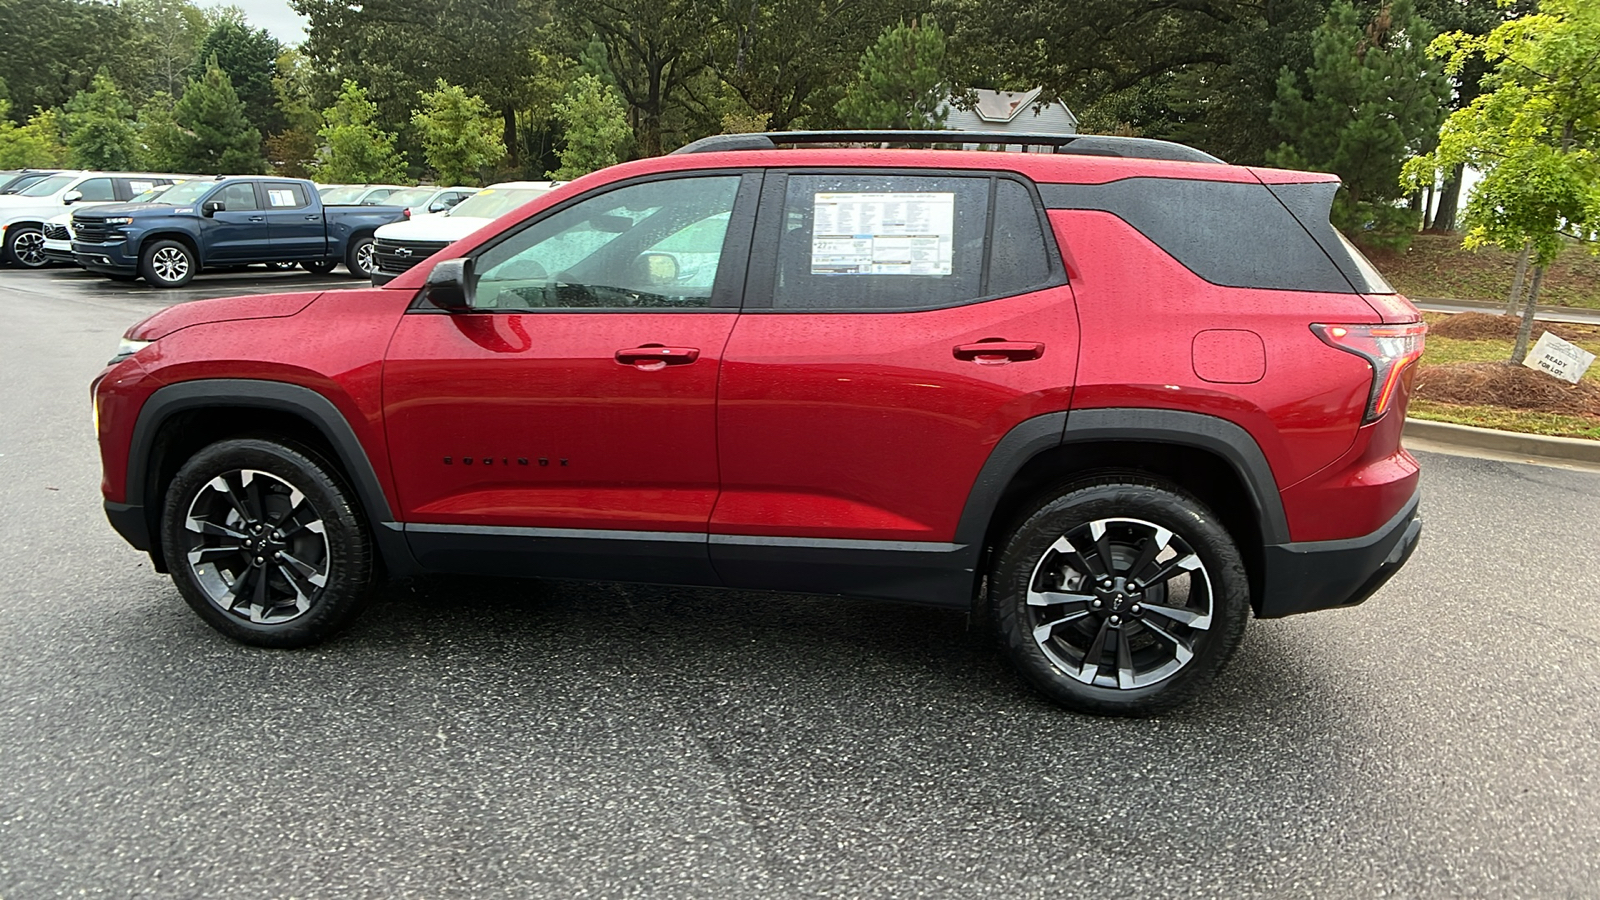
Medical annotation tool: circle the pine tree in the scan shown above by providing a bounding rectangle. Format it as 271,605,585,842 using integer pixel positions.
835,19,950,130
173,59,264,174
1269,0,1449,245
411,80,505,185
64,70,138,170
548,75,631,180
315,80,406,183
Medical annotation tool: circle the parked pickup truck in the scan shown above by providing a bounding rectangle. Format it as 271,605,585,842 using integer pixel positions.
71,176,404,287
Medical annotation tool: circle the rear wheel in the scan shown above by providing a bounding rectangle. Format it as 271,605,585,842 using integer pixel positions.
4,224,47,268
160,438,375,648
140,239,196,287
991,479,1249,715
345,236,376,280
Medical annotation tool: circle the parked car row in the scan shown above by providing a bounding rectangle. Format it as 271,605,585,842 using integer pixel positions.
1,170,202,268
370,181,555,284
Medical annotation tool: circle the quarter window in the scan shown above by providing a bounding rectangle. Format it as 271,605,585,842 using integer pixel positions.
469,176,741,310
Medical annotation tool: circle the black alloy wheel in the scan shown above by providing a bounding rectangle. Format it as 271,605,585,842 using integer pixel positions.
161,439,375,647
5,225,48,268
991,479,1249,715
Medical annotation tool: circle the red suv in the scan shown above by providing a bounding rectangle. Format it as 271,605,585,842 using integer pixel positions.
93,132,1423,714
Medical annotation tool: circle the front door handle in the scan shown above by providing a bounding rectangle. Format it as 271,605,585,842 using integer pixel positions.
616,345,700,370
249,215,265,222
305,214,320,221
953,340,1045,363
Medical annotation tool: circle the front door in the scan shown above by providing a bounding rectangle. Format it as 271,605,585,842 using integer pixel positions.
203,181,268,262
383,172,759,583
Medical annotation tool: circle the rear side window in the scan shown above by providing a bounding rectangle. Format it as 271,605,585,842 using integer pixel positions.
767,173,1056,311
264,183,309,209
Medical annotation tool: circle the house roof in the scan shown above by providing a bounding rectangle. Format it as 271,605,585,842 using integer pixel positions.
973,88,1055,124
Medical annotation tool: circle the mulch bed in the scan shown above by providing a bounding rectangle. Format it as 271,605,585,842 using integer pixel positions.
1413,361,1600,416
1426,311,1600,343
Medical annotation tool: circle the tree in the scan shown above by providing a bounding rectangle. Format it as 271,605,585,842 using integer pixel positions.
124,0,209,98
266,50,321,177
173,59,264,174
548,75,631,179
198,17,284,140
1270,0,1449,245
134,92,187,171
0,103,66,168
316,80,407,183
64,70,138,170
835,18,950,130
411,80,506,185
1402,0,1600,365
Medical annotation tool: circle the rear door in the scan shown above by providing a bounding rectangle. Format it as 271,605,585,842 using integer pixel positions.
383,171,760,583
260,181,325,260
710,171,1078,599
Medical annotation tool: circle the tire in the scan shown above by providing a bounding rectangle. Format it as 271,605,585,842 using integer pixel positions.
160,438,376,648
140,239,196,287
345,236,376,280
264,261,297,270
991,478,1249,716
302,259,337,275
4,224,48,268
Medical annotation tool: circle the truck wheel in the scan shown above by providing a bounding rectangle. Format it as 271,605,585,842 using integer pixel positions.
303,259,337,275
160,438,376,648
4,224,48,268
990,479,1250,716
345,236,376,280
140,240,196,287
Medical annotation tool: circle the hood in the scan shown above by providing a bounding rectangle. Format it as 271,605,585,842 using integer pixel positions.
127,291,323,341
375,214,495,243
73,202,172,219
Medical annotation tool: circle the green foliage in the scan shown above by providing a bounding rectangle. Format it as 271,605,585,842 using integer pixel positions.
0,102,67,168
411,80,506,185
1270,0,1449,246
835,19,950,130
198,17,283,138
173,59,264,174
124,0,210,98
315,80,407,183
64,70,138,169
134,92,187,171
1402,0,1600,266
265,50,321,177
548,75,631,180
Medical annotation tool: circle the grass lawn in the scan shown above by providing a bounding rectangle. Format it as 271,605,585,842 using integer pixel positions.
1363,234,1600,310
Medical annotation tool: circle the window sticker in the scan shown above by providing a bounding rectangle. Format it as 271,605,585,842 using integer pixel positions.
267,189,298,207
810,192,954,275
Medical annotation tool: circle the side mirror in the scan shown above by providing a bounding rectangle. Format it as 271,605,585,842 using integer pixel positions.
428,200,448,213
201,200,225,217
425,258,472,311
62,190,84,205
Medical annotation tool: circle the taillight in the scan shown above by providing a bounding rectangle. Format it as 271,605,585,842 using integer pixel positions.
402,208,411,219
1310,322,1427,424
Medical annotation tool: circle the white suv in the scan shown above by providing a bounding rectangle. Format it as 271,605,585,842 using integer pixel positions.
1,172,185,267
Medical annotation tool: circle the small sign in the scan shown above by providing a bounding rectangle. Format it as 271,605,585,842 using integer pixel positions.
1523,331,1596,384
267,189,298,208
810,191,955,275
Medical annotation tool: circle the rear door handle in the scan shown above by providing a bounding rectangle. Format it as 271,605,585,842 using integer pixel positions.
615,346,700,369
953,341,1045,363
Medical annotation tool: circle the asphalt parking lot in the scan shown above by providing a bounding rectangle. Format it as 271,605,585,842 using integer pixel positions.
1,265,1597,898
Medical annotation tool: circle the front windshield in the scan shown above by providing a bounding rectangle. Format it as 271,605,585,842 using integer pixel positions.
18,175,75,197
449,187,548,219
321,186,369,204
385,187,437,208
129,184,176,203
155,180,220,205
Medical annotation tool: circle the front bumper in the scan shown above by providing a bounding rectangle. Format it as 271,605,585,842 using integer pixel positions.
73,240,139,275
1258,488,1421,617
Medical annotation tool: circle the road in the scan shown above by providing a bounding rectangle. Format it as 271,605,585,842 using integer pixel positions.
1,267,1597,899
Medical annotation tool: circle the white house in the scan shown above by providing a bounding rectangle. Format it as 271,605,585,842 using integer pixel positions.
944,88,1078,135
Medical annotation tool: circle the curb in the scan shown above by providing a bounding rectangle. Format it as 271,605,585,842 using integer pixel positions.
1404,418,1600,465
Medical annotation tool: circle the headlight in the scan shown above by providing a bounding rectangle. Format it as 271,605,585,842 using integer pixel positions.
109,337,152,364
102,217,134,226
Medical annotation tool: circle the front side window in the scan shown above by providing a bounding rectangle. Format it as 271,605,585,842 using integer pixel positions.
216,182,259,211
468,176,741,311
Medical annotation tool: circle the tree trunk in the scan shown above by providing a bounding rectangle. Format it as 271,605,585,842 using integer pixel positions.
502,105,520,172
1505,241,1532,314
1509,264,1546,366
1433,163,1464,232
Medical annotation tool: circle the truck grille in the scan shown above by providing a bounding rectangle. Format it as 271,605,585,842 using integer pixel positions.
72,219,113,243
42,223,70,240
374,238,450,275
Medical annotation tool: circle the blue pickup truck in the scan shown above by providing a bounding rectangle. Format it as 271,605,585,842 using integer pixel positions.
71,176,404,287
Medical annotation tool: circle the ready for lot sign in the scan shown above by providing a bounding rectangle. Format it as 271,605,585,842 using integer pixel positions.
1522,332,1596,384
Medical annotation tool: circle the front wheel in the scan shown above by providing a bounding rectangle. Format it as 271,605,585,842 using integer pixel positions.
4,224,48,268
140,239,196,287
160,438,376,647
991,480,1249,715
345,236,376,280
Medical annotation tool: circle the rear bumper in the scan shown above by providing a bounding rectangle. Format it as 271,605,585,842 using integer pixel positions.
1258,487,1421,617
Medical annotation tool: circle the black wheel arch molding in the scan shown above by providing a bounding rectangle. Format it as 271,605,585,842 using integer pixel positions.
107,378,414,576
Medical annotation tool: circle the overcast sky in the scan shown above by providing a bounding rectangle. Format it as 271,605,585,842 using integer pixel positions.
207,0,309,45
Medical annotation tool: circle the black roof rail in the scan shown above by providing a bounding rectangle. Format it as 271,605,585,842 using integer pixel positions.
670,130,1224,164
